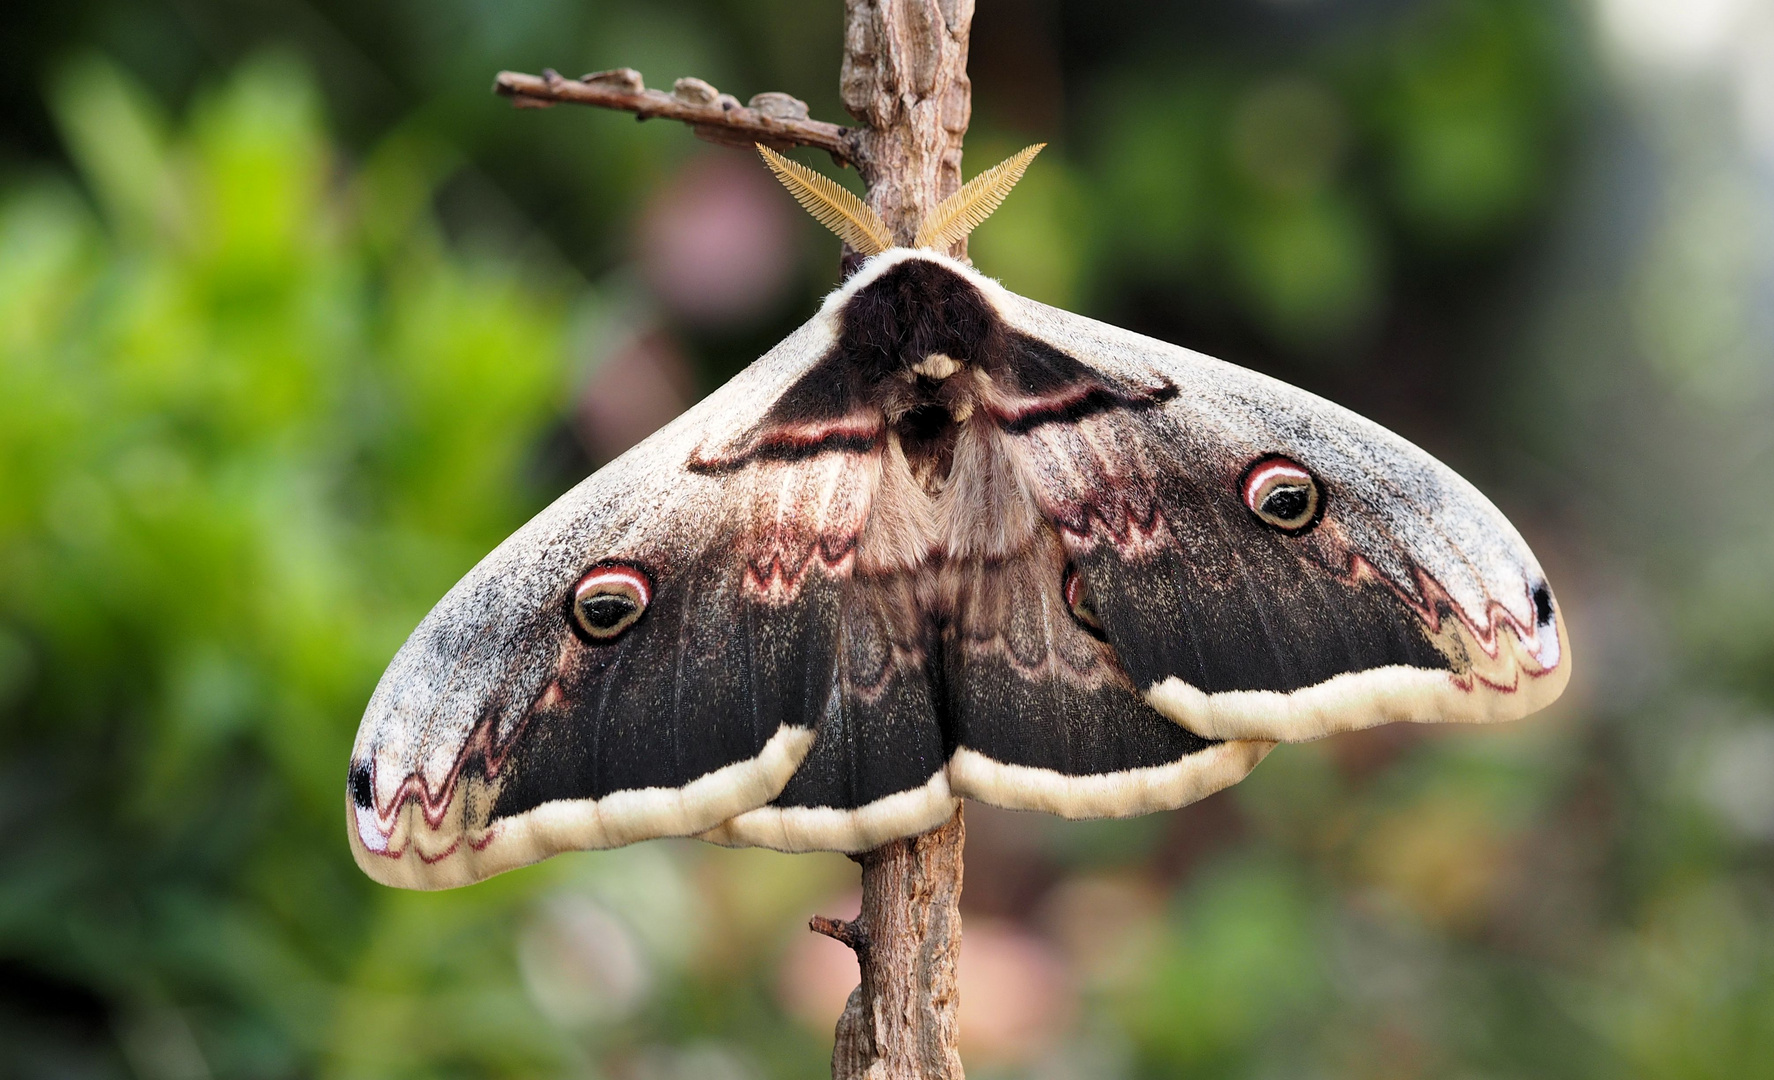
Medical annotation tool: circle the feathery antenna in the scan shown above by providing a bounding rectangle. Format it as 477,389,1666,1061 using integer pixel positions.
913,144,1045,253
756,145,893,256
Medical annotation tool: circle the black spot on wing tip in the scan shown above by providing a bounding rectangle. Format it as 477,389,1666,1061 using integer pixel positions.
1533,584,1554,626
348,760,373,809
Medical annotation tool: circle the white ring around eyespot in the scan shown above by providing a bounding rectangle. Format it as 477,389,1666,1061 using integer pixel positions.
1242,459,1314,512
575,565,652,608
1063,566,1085,612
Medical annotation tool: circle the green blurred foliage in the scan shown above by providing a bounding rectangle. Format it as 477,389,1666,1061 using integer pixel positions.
2,1,1772,1078
1083,0,1571,351
0,53,580,1076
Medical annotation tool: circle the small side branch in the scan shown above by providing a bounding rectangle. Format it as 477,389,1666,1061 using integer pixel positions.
810,915,870,953
494,69,858,165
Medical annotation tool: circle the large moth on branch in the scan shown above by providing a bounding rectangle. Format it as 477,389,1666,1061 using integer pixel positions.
347,146,1569,889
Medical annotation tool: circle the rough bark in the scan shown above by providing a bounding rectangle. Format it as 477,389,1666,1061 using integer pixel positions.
494,68,856,163
825,5,973,1076
840,0,974,252
497,4,976,1075
821,808,966,1080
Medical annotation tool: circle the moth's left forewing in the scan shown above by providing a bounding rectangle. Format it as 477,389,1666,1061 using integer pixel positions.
983,285,1570,745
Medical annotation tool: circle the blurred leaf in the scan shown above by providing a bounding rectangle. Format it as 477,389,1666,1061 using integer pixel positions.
1,54,578,1078
1124,857,1326,1072
48,55,174,243
1374,0,1571,242
1226,187,1383,349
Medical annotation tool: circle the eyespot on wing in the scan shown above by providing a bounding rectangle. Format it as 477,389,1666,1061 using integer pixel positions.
1240,455,1324,534
571,563,652,641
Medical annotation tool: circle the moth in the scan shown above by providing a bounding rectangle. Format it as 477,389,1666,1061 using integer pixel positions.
348,145,1569,889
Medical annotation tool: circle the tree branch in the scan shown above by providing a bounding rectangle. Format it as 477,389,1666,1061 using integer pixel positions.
810,914,870,952
494,69,858,165
841,0,974,251
842,808,966,1080
496,5,975,1075
830,9,974,1076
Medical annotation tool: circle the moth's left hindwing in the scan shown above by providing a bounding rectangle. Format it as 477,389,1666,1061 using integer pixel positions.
986,283,1570,747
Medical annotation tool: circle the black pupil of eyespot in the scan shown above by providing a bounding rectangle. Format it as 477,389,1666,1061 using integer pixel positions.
349,761,373,809
1533,585,1554,625
1261,485,1311,521
581,592,636,629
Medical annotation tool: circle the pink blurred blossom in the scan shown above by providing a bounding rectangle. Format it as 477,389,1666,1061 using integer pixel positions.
636,150,799,327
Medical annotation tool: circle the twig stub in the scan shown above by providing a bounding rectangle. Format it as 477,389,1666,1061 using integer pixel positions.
493,69,857,165
810,914,870,954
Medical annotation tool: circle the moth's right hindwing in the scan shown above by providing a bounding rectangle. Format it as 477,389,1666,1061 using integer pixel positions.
700,571,956,853
942,531,1274,819
348,317,871,889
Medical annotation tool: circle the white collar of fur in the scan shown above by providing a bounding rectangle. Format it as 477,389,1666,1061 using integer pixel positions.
817,248,1012,317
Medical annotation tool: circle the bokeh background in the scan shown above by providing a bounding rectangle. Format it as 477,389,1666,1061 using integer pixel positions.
3,0,1773,1077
